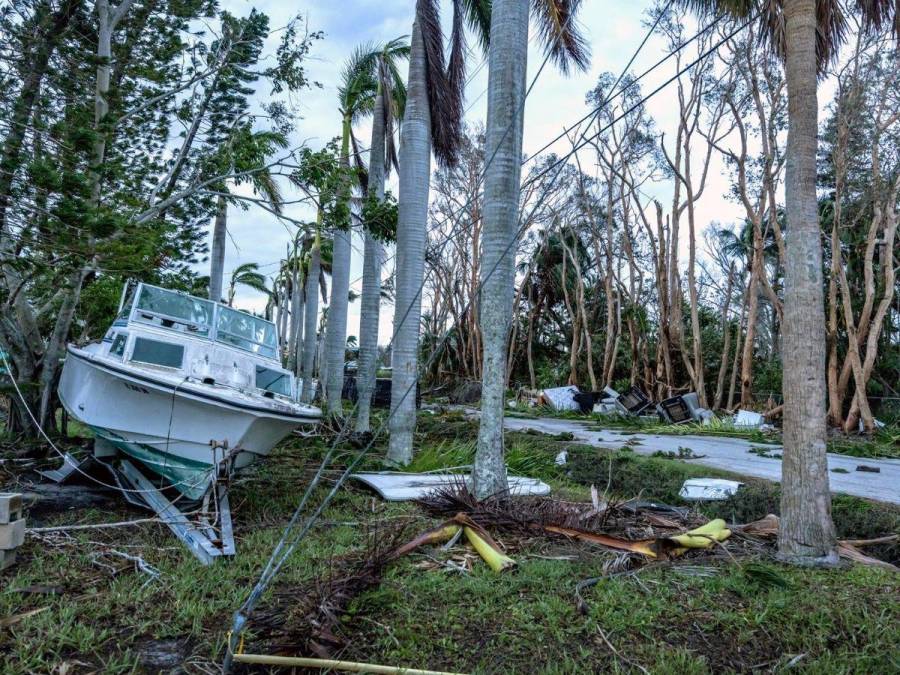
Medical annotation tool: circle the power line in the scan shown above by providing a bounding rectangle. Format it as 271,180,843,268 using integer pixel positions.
223,3,738,667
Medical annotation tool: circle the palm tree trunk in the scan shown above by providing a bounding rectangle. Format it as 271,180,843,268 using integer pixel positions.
324,117,354,417
777,0,837,566
387,18,431,465
300,230,322,404
289,257,303,373
208,195,226,302
472,0,528,499
356,89,387,433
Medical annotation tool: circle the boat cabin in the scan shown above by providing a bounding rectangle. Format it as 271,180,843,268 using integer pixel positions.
100,283,296,402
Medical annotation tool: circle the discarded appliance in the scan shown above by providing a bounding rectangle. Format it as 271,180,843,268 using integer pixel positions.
734,410,765,428
657,395,694,424
49,282,321,564
539,385,581,412
350,472,552,501
615,386,653,416
680,392,715,423
679,478,743,501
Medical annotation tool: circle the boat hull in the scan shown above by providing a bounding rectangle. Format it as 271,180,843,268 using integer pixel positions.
59,347,318,499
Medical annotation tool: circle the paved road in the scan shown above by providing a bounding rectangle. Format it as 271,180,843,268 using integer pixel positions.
459,409,900,505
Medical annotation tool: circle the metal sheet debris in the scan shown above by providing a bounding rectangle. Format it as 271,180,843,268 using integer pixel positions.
679,478,744,501
350,472,552,501
538,386,580,411
733,410,764,428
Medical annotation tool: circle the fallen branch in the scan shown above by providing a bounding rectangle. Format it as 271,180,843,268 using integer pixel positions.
231,653,466,674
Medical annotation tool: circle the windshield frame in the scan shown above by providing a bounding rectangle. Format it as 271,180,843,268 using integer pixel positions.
125,283,281,362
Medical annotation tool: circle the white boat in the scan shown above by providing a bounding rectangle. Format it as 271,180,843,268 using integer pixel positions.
58,282,321,501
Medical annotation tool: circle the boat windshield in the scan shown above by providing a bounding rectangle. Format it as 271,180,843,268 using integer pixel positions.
134,286,213,337
256,365,292,397
216,306,277,359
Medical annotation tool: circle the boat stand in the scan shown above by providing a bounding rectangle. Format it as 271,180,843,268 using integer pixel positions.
41,440,236,565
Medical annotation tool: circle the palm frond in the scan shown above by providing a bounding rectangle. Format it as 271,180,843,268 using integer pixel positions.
252,169,284,215
461,0,492,51
417,0,464,168
339,42,380,118
531,0,590,75
855,0,900,40
379,44,409,176
350,128,369,194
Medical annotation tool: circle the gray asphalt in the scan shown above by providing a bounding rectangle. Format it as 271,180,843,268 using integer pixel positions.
459,409,900,505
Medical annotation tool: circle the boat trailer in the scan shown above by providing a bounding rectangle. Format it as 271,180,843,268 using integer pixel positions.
40,440,236,565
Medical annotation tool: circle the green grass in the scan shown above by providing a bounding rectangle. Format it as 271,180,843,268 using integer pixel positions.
1,409,898,672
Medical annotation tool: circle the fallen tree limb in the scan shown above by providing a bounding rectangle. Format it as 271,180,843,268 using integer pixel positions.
232,653,467,674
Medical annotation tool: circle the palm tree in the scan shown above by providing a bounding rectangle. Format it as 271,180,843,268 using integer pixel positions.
676,0,898,564
388,0,492,465
356,40,408,434
473,0,589,498
208,129,287,304
227,262,269,307
301,220,324,403
324,41,407,419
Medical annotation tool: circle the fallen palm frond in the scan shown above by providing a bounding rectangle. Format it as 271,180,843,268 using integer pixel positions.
736,514,898,571
251,522,424,657
837,542,899,571
419,486,732,560
454,514,516,572
418,485,662,539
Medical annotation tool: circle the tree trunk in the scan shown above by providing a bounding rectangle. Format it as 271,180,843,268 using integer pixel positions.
472,0,527,499
208,195,227,302
777,0,837,566
288,254,303,374
356,87,387,433
324,116,354,417
740,238,761,406
713,263,735,410
388,17,431,465
727,286,748,411
300,232,322,404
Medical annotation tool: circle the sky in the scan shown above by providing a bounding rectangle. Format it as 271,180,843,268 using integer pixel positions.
212,0,765,343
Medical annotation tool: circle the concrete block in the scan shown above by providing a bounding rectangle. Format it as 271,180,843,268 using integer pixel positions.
0,519,25,549
0,548,16,571
0,494,22,524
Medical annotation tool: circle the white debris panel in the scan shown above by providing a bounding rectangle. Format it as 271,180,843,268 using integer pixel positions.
351,472,552,501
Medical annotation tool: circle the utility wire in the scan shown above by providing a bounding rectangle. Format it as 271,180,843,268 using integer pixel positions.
223,3,743,669
222,7,594,669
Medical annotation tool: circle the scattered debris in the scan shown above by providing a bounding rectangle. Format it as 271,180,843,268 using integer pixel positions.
0,492,23,571
538,385,581,412
652,446,707,460
554,450,568,466
858,417,886,432
856,464,881,473
737,515,898,571
657,396,694,424
350,472,552,501
748,446,782,459
678,478,743,501
733,410,765,428
615,386,653,416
